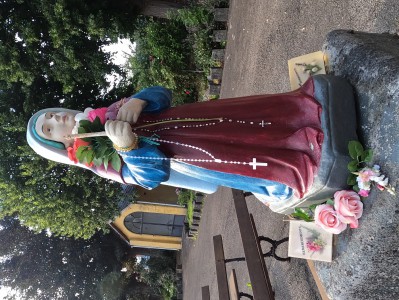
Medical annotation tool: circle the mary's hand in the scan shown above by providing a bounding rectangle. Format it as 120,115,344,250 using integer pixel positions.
105,120,137,149
117,98,147,124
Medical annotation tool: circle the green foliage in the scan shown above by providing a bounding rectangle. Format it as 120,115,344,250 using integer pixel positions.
291,207,314,222
135,253,177,299
0,145,121,239
0,0,138,113
129,5,216,105
171,6,214,73
177,189,195,226
172,6,213,28
0,1,142,239
0,97,121,240
129,17,198,105
76,118,122,172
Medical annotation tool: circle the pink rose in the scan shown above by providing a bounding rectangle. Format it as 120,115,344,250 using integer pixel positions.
334,190,363,229
88,107,108,124
358,189,369,197
314,204,347,234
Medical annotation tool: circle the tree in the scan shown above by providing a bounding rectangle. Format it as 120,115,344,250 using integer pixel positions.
0,217,139,299
0,0,138,238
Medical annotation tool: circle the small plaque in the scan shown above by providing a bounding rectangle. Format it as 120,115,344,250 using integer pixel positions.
288,51,326,90
288,220,333,262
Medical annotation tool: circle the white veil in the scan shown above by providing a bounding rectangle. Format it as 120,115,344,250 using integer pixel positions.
26,108,124,183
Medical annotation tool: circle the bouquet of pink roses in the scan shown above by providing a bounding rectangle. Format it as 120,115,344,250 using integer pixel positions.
291,141,395,234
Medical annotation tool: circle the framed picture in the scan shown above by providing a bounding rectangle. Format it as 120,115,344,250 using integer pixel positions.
288,51,327,90
288,220,333,262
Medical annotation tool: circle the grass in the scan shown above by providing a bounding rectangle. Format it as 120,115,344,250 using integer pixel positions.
177,189,195,226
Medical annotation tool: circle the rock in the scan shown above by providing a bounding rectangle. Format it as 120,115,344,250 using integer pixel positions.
317,30,399,300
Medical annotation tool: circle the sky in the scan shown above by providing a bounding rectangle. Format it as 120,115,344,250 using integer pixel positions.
101,38,136,93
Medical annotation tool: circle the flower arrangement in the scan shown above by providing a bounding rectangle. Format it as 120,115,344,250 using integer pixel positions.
291,140,395,234
67,108,122,172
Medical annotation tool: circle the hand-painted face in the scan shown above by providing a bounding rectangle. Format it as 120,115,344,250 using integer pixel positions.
35,111,77,148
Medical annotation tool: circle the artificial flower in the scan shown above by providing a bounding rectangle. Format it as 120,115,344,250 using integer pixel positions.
334,190,363,229
71,107,94,134
314,204,347,234
358,189,369,197
88,107,108,124
67,138,91,166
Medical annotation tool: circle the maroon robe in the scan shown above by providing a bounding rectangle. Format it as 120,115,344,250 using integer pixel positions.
131,78,323,198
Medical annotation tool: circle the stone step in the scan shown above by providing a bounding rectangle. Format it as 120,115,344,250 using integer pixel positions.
213,30,227,42
214,8,229,22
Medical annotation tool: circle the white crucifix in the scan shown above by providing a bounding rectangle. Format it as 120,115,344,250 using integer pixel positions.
249,158,268,170
261,120,271,127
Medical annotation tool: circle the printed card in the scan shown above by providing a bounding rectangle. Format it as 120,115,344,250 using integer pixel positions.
288,220,333,262
288,51,327,90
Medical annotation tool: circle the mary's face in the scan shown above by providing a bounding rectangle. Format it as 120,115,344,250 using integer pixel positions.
35,111,77,148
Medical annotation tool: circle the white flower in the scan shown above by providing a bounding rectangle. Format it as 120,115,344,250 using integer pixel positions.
71,108,93,134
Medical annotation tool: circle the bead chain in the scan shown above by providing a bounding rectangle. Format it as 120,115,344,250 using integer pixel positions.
127,117,272,167
139,117,271,133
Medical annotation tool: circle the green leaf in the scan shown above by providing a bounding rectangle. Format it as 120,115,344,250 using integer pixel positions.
347,160,359,172
104,148,114,157
353,185,360,192
75,146,88,160
110,153,121,172
91,117,104,132
92,157,103,167
79,120,91,128
78,127,87,134
85,150,94,164
355,142,364,156
347,173,357,186
308,204,318,212
362,149,373,162
326,199,334,206
103,156,109,171
348,141,358,159
291,208,313,222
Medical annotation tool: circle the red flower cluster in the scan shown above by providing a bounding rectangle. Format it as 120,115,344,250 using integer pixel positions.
67,138,92,166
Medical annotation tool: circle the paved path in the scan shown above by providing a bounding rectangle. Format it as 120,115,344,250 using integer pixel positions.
222,0,399,97
182,187,320,300
182,1,399,299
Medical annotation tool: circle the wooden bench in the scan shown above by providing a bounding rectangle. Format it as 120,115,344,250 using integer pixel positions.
203,189,285,300
208,236,254,300
232,189,275,300
202,286,210,300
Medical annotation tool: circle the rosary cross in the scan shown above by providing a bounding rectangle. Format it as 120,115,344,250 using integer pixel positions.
249,158,268,170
